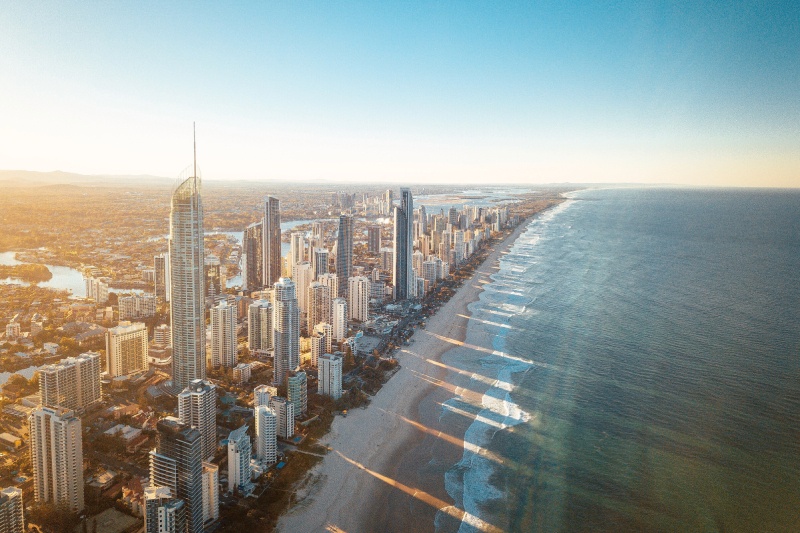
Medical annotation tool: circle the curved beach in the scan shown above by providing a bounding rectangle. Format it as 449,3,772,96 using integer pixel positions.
277,219,533,533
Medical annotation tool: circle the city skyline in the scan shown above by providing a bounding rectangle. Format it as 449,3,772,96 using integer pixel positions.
0,2,797,188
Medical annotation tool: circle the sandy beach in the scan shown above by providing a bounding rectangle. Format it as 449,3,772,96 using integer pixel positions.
277,219,532,533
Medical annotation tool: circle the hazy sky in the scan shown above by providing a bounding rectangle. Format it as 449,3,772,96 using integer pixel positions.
1,1,798,186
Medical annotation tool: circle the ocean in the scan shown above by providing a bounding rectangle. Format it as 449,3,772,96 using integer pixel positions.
437,188,800,532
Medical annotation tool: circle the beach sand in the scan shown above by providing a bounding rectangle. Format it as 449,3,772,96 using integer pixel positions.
277,220,531,533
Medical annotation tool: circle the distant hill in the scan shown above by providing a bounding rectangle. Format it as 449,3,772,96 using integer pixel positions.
0,170,173,188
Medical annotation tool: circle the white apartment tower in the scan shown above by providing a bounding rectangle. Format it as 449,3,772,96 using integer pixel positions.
307,282,332,332
169,156,206,392
293,261,313,315
106,321,148,377
347,276,370,322
248,300,273,354
29,406,84,512
227,425,253,494
144,486,185,533
331,298,348,342
319,353,343,400
268,396,295,439
178,380,217,462
210,301,237,368
273,278,300,386
254,406,277,464
201,461,219,524
38,351,101,411
253,384,277,409
0,487,23,533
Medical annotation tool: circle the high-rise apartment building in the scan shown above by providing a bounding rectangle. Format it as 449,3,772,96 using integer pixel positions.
393,187,413,300
293,261,313,315
319,353,343,400
242,221,263,291
253,384,277,409
310,331,326,368
268,396,295,439
262,196,281,287
335,215,353,298
331,298,348,342
307,282,331,332
169,168,206,392
247,300,272,354
154,324,171,346
106,321,148,377
39,351,101,411
254,406,277,464
178,380,217,462
204,256,223,302
144,486,185,533
210,301,236,368
313,323,333,355
30,406,84,512
227,425,253,495
272,278,299,386
287,371,307,416
149,417,203,533
347,276,370,322
201,461,219,525
154,254,169,301
367,225,382,254
119,294,157,320
289,231,306,279
0,487,23,533
312,248,329,279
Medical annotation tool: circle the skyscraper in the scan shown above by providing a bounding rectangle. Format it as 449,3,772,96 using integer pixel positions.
149,417,203,533
169,144,206,391
287,371,307,416
268,396,295,439
335,215,353,298
242,221,263,291
307,282,331,331
293,261,313,315
210,301,236,368
154,253,169,301
331,298,348,342
262,197,281,287
312,248,329,279
393,187,413,300
348,276,370,322
254,406,277,463
38,352,101,411
106,321,148,377
29,406,84,512
144,486,185,533
247,300,272,354
273,278,300,386
319,353,343,400
227,425,253,495
201,461,219,525
367,225,382,254
310,331,326,368
0,486,23,533
178,380,217,462
289,231,306,278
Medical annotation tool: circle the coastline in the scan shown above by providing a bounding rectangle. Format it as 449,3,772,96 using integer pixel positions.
276,216,538,533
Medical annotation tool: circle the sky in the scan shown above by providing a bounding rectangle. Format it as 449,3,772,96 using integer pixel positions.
1,1,798,186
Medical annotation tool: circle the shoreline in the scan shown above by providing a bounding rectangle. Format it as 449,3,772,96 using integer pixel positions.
276,214,542,533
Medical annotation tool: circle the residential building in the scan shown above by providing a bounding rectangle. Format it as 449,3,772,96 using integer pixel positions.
201,462,219,525
39,351,101,411
287,371,307,416
210,301,236,368
335,215,354,298
268,396,294,439
247,300,272,355
367,225,381,254
307,282,331,332
253,384,277,409
242,221,263,291
319,353,343,400
178,380,217,462
169,170,206,391
29,406,84,512
312,248,329,279
106,321,148,377
154,324,171,346
118,294,157,320
293,262,313,315
254,406,277,464
227,426,253,495
0,486,23,533
154,254,169,301
347,276,370,322
272,278,299,386
232,363,251,384
393,187,413,300
331,298,347,342
149,417,203,533
144,486,185,533
262,196,281,287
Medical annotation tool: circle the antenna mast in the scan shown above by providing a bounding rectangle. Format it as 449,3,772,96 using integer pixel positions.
193,122,197,181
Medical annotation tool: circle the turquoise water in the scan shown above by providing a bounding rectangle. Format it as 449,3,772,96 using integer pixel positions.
441,188,800,532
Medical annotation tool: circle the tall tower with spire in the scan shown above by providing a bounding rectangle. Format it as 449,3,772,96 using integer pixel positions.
169,125,206,391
